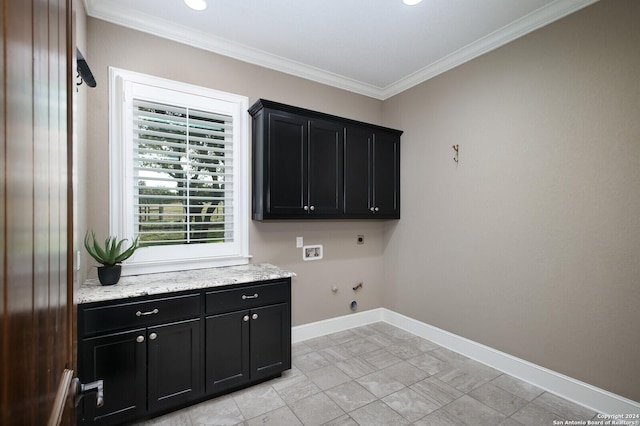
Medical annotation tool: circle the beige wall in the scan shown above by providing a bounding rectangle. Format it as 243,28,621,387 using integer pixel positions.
382,0,639,402
82,0,639,403
84,18,386,326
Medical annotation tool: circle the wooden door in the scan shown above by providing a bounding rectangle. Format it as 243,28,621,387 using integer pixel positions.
1,0,75,424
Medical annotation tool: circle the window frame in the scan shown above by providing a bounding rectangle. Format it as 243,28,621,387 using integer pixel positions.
109,67,250,275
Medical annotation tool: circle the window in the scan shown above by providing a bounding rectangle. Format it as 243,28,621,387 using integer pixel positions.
109,68,249,274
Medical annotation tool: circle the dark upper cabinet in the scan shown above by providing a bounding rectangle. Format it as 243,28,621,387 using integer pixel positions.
345,126,400,218
344,126,373,216
253,107,344,219
373,131,401,217
265,112,307,216
307,119,344,215
250,99,401,220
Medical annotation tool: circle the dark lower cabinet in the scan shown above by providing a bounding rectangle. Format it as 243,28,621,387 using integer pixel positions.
79,320,201,425
80,329,146,426
205,310,250,394
250,303,291,380
77,279,291,425
147,319,201,412
205,296,291,395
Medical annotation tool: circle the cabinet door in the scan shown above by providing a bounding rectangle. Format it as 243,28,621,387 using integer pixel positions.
79,329,146,426
250,303,291,381
205,310,250,394
372,132,400,218
147,319,201,413
267,112,308,216
344,126,374,215
307,119,344,215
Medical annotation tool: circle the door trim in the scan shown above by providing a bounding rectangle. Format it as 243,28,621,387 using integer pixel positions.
48,369,74,426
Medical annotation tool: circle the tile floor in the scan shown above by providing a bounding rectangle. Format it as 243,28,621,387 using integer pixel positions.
140,322,598,426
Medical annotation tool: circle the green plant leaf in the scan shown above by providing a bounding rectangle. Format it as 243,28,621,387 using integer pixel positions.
84,231,139,267
115,237,139,263
84,231,102,264
93,236,110,265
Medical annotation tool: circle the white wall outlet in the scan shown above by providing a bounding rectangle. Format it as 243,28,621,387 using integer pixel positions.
302,244,323,261
296,236,303,248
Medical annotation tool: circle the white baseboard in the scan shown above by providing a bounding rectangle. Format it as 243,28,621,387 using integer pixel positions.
291,308,640,416
292,308,385,343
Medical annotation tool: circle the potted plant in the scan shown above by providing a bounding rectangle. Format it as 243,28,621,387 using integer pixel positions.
84,231,139,285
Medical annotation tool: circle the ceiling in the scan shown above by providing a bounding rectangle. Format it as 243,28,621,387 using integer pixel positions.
83,0,598,100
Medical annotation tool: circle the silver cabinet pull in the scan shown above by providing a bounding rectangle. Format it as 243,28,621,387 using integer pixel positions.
136,308,159,316
309,205,315,211
252,313,258,320
243,315,250,322
136,335,145,343
149,333,157,340
374,207,379,212
242,293,258,300
370,207,375,212
303,205,309,211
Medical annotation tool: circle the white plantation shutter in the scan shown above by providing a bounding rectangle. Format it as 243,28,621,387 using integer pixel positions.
109,68,249,275
132,99,235,246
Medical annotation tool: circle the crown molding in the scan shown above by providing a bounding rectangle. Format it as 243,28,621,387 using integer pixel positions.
83,0,384,99
85,0,599,101
381,0,600,99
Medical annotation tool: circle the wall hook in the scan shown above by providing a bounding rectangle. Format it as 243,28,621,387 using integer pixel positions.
452,144,459,163
76,47,96,88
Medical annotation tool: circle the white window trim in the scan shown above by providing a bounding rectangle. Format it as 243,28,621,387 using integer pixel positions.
109,67,250,275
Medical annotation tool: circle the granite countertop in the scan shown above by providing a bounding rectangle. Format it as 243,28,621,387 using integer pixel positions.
77,263,296,304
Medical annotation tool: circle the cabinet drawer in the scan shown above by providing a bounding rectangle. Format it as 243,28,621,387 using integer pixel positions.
206,281,288,315
82,293,200,335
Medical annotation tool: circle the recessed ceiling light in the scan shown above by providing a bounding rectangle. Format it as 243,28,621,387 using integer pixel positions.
403,0,423,5
184,0,207,11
